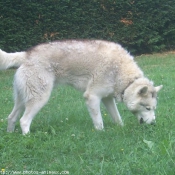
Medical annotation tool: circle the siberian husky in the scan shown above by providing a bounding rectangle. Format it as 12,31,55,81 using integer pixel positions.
7,40,162,134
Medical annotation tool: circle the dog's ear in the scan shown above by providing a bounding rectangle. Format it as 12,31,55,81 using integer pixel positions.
155,85,163,93
138,85,148,96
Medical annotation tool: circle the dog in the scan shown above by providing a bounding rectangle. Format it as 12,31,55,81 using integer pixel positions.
0,49,26,70
7,40,163,134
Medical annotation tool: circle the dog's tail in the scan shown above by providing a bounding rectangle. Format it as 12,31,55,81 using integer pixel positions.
0,49,26,70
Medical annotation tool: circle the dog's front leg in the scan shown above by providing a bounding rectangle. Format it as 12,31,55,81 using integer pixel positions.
102,96,124,126
84,92,103,130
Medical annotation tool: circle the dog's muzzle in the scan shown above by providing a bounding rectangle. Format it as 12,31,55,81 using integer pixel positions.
150,120,156,125
140,118,156,125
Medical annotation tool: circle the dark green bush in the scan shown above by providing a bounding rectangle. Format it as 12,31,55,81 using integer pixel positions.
0,0,174,54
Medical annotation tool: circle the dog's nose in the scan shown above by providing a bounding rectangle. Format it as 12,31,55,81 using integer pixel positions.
151,120,156,125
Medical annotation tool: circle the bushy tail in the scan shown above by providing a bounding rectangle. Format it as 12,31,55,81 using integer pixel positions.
0,49,26,70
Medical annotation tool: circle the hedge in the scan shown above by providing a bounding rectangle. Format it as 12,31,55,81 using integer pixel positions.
0,0,175,55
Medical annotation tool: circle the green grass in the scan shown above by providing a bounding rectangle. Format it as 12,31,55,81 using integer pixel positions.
0,53,175,174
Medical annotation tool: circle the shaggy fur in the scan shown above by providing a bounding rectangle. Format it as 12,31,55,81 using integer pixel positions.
0,49,26,69
7,40,162,134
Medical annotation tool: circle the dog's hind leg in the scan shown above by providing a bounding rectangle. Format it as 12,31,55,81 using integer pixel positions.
7,93,24,132
20,93,51,135
11,65,54,134
19,77,54,135
102,96,123,126
84,92,104,130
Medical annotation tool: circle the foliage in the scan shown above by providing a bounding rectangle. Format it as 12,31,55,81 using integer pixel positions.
0,0,175,54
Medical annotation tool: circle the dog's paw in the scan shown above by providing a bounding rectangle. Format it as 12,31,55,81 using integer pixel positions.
119,121,124,126
94,123,104,130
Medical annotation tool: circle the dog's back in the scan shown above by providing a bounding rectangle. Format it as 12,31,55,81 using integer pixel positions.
25,40,141,93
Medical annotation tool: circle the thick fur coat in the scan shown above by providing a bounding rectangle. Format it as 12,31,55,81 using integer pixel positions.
7,40,162,134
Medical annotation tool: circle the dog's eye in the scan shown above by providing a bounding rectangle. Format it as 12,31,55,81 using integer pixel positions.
140,103,151,111
146,107,151,111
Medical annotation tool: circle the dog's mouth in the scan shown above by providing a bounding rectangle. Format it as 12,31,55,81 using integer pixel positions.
140,118,144,124
139,118,156,125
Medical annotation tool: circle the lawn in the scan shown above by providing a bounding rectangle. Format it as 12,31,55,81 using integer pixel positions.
0,53,175,175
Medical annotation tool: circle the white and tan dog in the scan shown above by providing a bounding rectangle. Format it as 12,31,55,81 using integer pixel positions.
0,49,26,69
7,40,162,134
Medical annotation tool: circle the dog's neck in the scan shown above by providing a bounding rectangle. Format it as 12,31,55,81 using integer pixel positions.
121,77,141,101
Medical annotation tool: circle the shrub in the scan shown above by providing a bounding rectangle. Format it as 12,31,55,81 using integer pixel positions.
0,0,174,54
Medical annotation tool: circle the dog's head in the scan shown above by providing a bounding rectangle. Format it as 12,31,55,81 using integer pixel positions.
123,78,163,125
